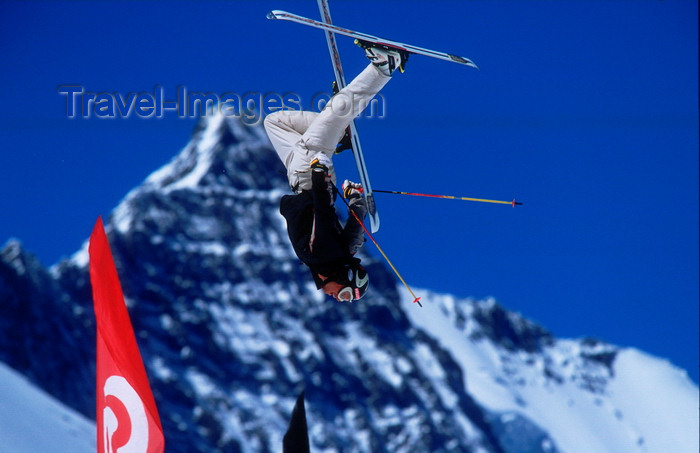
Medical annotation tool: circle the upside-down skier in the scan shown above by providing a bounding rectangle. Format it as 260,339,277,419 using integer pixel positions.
264,44,407,302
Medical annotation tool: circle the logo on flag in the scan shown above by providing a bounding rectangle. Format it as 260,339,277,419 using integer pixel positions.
103,375,149,453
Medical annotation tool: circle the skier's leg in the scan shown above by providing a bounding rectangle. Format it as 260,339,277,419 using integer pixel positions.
278,64,389,191
264,110,319,168
301,63,391,155
265,46,402,192
264,110,321,191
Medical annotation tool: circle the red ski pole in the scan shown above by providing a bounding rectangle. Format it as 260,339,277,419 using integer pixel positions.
337,189,422,307
375,189,522,207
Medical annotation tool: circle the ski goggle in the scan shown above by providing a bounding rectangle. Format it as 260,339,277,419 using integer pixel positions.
337,286,356,302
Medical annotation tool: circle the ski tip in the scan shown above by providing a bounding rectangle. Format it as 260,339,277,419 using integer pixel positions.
447,54,479,70
266,10,284,20
366,194,380,233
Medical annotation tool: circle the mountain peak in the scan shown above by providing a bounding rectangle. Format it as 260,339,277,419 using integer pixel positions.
1,238,53,284
111,111,288,236
144,112,284,193
1,238,28,275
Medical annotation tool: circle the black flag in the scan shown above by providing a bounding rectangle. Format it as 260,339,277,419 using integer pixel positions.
283,391,310,453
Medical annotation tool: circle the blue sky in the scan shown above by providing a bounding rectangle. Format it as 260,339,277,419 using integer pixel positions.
1,1,697,383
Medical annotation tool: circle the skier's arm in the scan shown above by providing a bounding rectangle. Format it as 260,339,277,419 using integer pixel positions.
309,169,338,230
343,197,367,255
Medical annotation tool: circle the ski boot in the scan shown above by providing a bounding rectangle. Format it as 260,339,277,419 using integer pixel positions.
356,39,409,76
336,128,353,154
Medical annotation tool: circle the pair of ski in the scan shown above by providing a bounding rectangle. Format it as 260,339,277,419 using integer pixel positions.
268,2,477,233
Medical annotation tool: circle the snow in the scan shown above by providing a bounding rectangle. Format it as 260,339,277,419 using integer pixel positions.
344,322,405,388
66,239,90,269
145,113,223,192
0,362,94,453
607,348,700,453
401,288,700,453
8,268,694,453
2,239,27,275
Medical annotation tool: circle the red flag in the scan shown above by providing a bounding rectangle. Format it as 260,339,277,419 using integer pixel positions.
89,217,164,453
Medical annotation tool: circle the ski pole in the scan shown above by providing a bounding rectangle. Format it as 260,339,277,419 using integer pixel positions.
336,188,423,307
375,189,523,207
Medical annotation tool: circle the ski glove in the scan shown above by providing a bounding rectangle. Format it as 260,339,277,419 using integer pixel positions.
342,180,364,199
310,152,333,171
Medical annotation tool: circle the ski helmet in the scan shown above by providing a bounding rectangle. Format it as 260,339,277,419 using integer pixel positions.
336,264,369,302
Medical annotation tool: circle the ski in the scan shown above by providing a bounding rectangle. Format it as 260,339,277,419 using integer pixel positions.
314,0,381,233
267,9,478,69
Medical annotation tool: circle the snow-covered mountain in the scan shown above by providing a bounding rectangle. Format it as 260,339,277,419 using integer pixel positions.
0,111,697,453
401,291,698,453
0,362,94,452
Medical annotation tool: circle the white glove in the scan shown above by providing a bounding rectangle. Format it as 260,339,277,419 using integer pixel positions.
310,152,333,170
342,180,364,199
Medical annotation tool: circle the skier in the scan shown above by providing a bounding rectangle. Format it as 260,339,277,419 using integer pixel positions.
264,44,407,302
